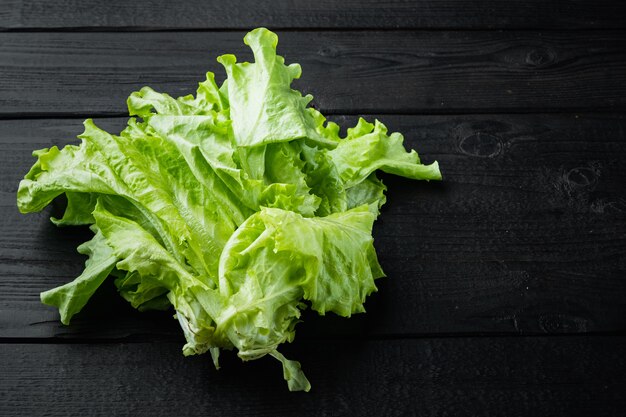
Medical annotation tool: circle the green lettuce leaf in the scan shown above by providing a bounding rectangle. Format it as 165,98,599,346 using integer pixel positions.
40,227,117,325
328,118,441,188
217,28,336,149
17,27,441,391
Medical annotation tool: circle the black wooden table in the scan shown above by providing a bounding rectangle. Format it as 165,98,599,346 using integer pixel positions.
2,1,626,416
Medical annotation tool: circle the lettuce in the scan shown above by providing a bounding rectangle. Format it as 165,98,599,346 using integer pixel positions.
17,28,441,391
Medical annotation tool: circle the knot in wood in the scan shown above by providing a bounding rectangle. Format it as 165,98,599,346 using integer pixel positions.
458,132,502,158
566,166,599,188
318,45,338,58
525,47,556,68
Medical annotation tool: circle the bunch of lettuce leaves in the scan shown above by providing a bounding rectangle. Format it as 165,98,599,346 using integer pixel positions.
17,28,441,391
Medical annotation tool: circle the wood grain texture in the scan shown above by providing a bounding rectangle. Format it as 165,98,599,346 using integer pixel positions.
1,114,624,339
2,0,625,30
1,31,626,116
2,337,625,417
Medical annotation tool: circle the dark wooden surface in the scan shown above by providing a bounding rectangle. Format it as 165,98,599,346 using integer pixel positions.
2,0,625,30
2,337,626,417
1,2,625,416
2,31,626,116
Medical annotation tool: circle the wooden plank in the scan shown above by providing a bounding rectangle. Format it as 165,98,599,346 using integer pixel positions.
1,113,625,339
2,336,625,416
2,0,625,30
1,31,625,116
